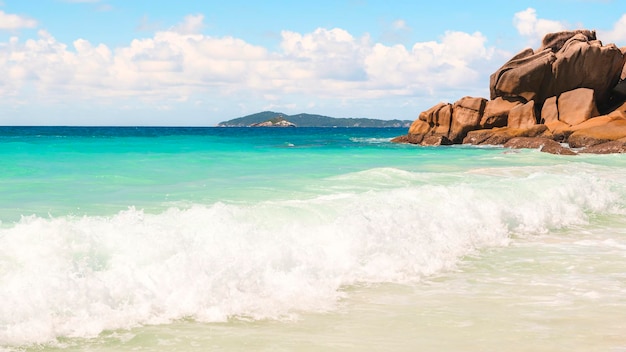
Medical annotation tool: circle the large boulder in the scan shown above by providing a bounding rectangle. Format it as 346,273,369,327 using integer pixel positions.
408,118,431,135
540,96,558,124
390,134,425,144
490,30,625,109
414,102,453,136
579,138,626,153
481,97,522,128
569,110,625,131
490,48,555,103
503,137,577,155
539,88,599,128
557,88,599,126
507,100,537,128
463,125,550,146
421,135,453,146
568,119,626,148
552,34,625,108
432,104,453,136
538,29,596,52
449,96,486,143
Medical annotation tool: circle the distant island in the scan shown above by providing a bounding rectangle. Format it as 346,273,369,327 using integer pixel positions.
218,111,412,128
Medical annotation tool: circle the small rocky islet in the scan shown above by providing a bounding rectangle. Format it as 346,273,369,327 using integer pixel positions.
392,30,626,154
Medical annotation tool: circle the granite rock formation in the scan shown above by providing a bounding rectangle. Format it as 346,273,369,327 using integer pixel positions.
393,30,626,154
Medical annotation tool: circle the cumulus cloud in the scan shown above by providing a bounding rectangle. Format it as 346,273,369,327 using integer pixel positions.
0,10,37,30
6,8,626,125
280,28,370,82
513,8,566,47
0,13,505,119
366,31,493,95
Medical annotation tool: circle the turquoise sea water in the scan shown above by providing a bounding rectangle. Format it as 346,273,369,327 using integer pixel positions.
0,127,625,351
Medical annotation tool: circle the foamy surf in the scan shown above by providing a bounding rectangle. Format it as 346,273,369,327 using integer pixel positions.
0,165,623,347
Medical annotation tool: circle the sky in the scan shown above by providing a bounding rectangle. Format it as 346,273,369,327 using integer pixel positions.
1,0,626,126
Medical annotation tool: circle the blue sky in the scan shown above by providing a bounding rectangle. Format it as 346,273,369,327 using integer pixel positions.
1,0,625,125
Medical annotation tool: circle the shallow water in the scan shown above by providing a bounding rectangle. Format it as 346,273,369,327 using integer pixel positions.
0,127,625,351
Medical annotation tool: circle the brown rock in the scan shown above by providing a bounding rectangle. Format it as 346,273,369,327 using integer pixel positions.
538,30,596,52
464,125,550,146
418,102,446,124
414,102,453,137
541,142,578,155
395,30,626,154
490,48,555,102
421,135,453,146
391,134,423,144
481,97,522,128
490,31,625,108
611,100,626,114
552,34,625,108
507,100,537,128
621,47,626,80
481,130,516,145
544,102,623,138
609,109,626,119
463,129,498,145
408,118,431,135
503,137,577,155
569,113,624,132
613,80,626,97
556,88,599,126
449,96,486,143
545,120,572,141
481,130,518,145
433,104,453,136
579,138,626,154
568,119,626,148
540,96,558,124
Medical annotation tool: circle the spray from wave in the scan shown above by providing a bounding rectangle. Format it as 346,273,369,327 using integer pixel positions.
0,166,623,346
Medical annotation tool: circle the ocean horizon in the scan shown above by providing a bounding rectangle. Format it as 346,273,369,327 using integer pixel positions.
1,126,625,351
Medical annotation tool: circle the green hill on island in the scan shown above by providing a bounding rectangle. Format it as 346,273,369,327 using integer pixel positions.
218,111,412,127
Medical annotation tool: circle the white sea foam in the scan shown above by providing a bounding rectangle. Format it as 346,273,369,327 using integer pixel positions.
0,166,623,346
349,137,393,144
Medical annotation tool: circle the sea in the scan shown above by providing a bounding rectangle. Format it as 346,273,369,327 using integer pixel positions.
0,126,625,351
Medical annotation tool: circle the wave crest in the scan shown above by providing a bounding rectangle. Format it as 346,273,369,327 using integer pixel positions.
0,166,623,346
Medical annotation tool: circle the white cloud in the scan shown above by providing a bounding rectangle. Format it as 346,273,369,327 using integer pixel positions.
513,8,567,47
279,28,369,82
0,14,506,123
598,13,626,45
172,14,204,35
0,10,37,30
365,31,494,94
